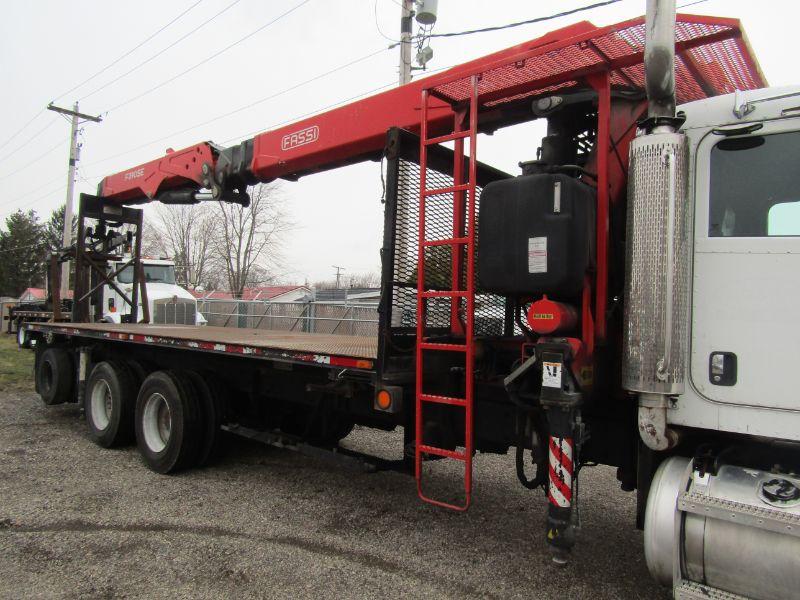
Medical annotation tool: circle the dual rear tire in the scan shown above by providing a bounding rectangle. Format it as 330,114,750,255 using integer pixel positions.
37,348,74,405
135,371,204,474
85,361,138,447
84,362,222,474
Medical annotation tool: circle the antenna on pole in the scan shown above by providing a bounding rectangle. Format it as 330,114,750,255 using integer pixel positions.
332,265,346,289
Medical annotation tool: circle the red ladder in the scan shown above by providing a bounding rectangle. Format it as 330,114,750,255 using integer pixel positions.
415,76,479,511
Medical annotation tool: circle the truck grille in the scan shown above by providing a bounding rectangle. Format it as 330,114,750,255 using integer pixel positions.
154,299,196,325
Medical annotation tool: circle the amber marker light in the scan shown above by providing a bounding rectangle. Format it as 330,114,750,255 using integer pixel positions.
376,389,392,411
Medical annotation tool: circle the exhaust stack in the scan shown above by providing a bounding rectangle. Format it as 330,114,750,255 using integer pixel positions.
644,0,677,123
623,0,688,450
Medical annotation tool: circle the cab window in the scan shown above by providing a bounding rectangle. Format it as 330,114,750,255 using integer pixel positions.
709,131,800,237
117,265,177,284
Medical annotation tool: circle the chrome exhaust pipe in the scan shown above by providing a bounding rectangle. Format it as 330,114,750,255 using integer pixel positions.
645,0,677,124
623,0,687,448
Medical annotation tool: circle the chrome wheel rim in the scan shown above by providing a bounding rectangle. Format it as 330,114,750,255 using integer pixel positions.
90,378,113,430
142,392,171,453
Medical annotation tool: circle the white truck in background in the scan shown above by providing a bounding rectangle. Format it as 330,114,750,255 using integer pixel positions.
101,257,206,326
11,257,204,347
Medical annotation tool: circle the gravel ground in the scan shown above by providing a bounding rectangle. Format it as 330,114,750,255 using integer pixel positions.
0,388,668,599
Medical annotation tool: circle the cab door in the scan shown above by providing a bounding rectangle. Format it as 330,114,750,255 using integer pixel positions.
691,122,800,410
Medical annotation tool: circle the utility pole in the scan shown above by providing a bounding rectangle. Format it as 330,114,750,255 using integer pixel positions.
399,0,414,85
332,265,346,289
46,102,102,297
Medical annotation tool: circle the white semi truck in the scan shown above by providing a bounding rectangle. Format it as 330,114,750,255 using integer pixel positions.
11,257,204,347
100,257,206,326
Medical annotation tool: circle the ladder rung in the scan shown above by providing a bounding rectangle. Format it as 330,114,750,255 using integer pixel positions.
422,183,469,197
419,444,467,461
419,393,468,407
419,341,468,352
420,290,467,298
424,130,470,146
422,237,469,247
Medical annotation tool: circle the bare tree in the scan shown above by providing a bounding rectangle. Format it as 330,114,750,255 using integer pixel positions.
213,182,292,297
147,204,216,289
314,270,381,290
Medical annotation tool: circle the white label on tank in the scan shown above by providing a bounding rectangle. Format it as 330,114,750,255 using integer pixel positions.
528,236,547,273
542,361,561,388
553,181,561,213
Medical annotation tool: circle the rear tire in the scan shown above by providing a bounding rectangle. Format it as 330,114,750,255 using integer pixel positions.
135,371,202,474
85,361,137,448
183,371,223,467
16,320,29,349
37,348,73,405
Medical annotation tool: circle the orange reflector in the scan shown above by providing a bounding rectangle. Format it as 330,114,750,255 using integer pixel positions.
376,389,392,410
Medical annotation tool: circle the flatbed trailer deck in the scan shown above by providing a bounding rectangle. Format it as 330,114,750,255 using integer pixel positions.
27,322,377,371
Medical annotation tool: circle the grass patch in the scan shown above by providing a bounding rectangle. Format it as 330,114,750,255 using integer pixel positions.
0,333,35,391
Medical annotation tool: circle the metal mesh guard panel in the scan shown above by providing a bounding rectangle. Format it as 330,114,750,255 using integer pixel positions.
390,158,506,336
432,18,763,111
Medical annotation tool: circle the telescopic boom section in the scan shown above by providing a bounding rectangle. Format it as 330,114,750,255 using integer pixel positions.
97,14,764,207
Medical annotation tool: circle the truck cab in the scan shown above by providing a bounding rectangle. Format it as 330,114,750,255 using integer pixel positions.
664,86,800,440
101,257,206,325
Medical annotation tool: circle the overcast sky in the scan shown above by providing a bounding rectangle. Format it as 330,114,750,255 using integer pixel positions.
1,0,797,285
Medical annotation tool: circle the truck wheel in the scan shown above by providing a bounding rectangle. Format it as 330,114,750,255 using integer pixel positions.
135,371,202,474
85,361,137,448
16,320,28,348
37,348,74,405
183,371,223,467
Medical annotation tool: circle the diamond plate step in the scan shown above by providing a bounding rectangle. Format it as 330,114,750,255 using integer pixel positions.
679,491,800,537
675,580,749,600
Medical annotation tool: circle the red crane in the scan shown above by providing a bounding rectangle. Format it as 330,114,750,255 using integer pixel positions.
94,13,764,509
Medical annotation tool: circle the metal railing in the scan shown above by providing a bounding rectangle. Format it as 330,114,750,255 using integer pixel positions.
197,300,379,337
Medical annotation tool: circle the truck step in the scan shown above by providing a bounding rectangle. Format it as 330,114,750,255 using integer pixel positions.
679,491,800,537
675,580,749,600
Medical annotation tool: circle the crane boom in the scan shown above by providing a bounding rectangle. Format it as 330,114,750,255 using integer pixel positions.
97,14,763,206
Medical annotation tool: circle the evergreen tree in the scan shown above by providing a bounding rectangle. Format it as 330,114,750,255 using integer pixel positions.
0,210,47,297
44,204,77,254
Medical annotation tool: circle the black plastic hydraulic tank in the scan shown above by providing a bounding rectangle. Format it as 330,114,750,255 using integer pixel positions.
477,173,595,297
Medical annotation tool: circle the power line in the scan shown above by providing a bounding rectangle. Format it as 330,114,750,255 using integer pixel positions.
1,172,66,204
80,0,241,102
219,61,456,146
104,0,313,113
425,0,624,39
52,0,207,103
374,0,400,43
0,182,67,212
81,46,387,170
0,109,45,152
0,119,59,167
81,60,453,178
0,137,69,180
220,79,399,145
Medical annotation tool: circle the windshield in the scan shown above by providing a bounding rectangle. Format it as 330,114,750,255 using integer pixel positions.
117,264,176,285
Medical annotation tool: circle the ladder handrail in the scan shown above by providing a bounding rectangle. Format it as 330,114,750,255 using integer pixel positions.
415,75,479,511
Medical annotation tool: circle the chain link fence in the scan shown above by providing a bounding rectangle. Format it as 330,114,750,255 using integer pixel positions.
197,300,379,337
